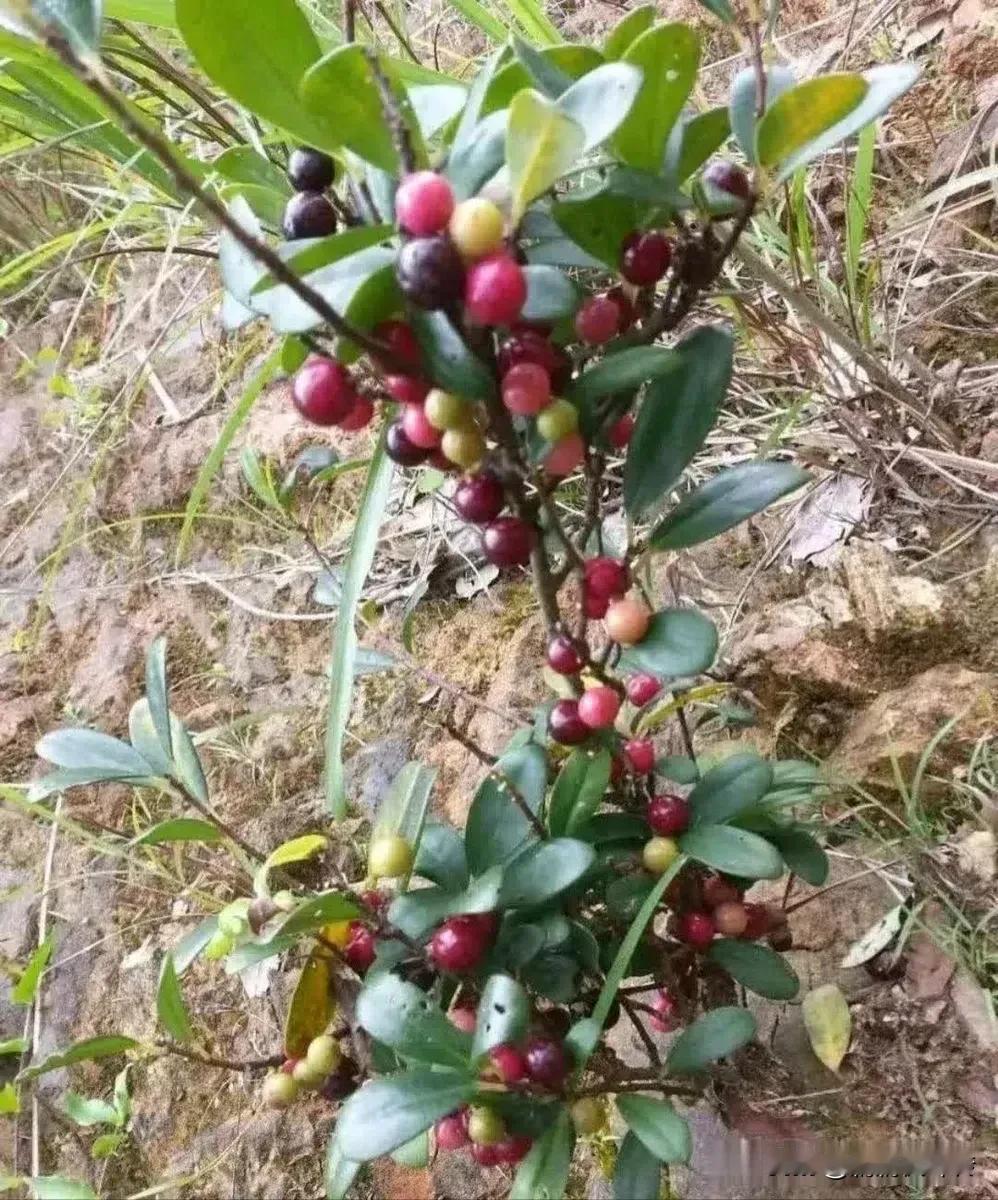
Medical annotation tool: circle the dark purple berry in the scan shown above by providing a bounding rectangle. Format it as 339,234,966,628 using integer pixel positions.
396,235,465,309
288,147,335,192
386,421,430,467
283,191,337,240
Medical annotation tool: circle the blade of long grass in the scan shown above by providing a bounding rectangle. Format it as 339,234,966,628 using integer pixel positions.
0,218,120,292
845,120,875,334
444,0,510,43
325,425,395,818
506,0,560,45
104,0,178,27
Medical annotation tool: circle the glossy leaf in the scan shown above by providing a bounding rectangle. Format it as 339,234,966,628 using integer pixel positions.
769,828,829,885
465,768,541,876
265,834,327,873
412,310,495,400
284,950,332,1058
12,937,53,1006
507,88,584,223
679,824,783,879
472,973,529,1058
616,1095,692,1163
325,1128,361,1200
497,838,595,909
565,1017,601,1066
445,107,508,199
568,346,677,409
664,107,732,185
688,753,774,827
617,608,719,678
613,1130,661,1199
252,224,395,295
624,326,733,518
170,720,208,804
358,975,470,1069
336,1068,476,1160
649,461,811,550
551,184,642,269
556,62,643,152
575,812,648,845
484,45,602,114
708,940,800,1000
547,749,611,837
144,636,172,762
614,23,700,170
484,1092,561,1138
756,74,867,170
132,818,220,846
413,821,468,892
276,892,360,938
300,46,406,171
510,1107,574,1200
409,82,466,139
451,45,506,151
667,1006,756,1074
156,953,192,1042
729,63,796,163
521,265,579,321
802,984,851,1071
19,1036,137,1082
604,4,656,59
388,867,502,939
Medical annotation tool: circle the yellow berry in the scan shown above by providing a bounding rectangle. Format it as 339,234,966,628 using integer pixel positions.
425,388,469,431
368,834,414,879
536,398,579,443
442,425,486,469
305,1034,341,1076
262,1072,298,1107
292,1059,323,1090
449,197,505,260
467,1105,506,1146
642,836,680,875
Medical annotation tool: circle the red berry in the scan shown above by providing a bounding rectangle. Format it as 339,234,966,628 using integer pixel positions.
489,1044,528,1085
396,235,465,310
495,1135,532,1164
703,159,751,200
582,587,609,619
482,517,536,567
385,421,429,466
575,294,622,345
578,685,621,730
373,319,421,371
713,901,749,937
401,402,442,450
605,596,652,644
497,330,571,391
502,362,551,416
702,874,741,909
343,922,377,972
740,903,770,940
549,699,589,746
470,1143,501,1167
360,889,388,912
609,412,635,449
449,1005,477,1033
338,396,374,432
396,171,455,236
430,915,490,972
584,557,629,601
648,988,680,1033
384,374,429,405
292,358,356,426
678,911,715,950
465,253,526,326
624,738,655,774
607,285,636,331
626,674,661,707
454,471,505,524
466,911,500,940
280,1057,299,1074
647,794,691,837
546,633,584,675
524,1037,569,1089
283,191,337,240
436,1112,469,1151
288,147,335,192
544,431,585,477
620,229,673,286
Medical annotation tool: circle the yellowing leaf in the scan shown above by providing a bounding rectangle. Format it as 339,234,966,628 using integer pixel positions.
506,89,584,224
756,75,867,168
266,835,328,871
801,983,851,1072
284,950,333,1058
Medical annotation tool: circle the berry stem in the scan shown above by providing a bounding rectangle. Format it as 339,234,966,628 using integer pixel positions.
154,1040,285,1072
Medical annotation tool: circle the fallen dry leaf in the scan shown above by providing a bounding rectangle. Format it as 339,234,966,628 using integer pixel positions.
904,932,956,1001
802,984,852,1072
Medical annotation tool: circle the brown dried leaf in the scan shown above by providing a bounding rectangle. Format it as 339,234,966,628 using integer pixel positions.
903,932,955,1001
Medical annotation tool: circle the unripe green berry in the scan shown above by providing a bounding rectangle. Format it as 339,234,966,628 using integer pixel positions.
467,1105,506,1146
368,834,414,880
292,1059,324,1089
536,398,579,443
642,836,680,875
204,929,234,961
442,425,486,469
570,1097,606,1135
218,907,248,939
262,1072,298,1107
305,1034,341,1077
425,388,469,431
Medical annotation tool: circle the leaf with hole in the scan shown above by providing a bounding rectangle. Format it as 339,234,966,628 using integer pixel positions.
708,940,800,1000
616,1095,692,1163
506,88,585,224
156,953,193,1042
650,461,811,550
336,1067,477,1160
614,23,700,170
617,608,718,678
472,973,529,1058
667,1006,756,1074
679,824,783,879
358,974,470,1069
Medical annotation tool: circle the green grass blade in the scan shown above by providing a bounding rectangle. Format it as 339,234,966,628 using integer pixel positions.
175,347,280,563
444,0,510,42
325,426,395,818
506,0,560,45
845,120,875,332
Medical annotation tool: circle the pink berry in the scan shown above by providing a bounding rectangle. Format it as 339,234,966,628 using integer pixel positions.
338,396,374,432
547,633,584,675
482,517,536,567
607,285,636,331
524,1037,569,1089
449,1005,477,1033
495,1135,532,1164
584,556,629,601
470,1143,501,1166
740,903,770,941
678,911,715,951
430,915,490,972
343,922,377,972
502,362,551,416
498,330,570,390
620,230,673,286
372,319,421,371
609,412,635,449
549,699,589,746
401,402,442,450
624,738,655,774
648,988,680,1033
396,171,455,236
647,794,691,837
436,1112,470,1151
544,432,585,477
454,471,505,524
575,294,622,345
703,159,751,200
489,1044,528,1085
626,674,661,707
465,254,527,326
384,374,430,405
577,686,621,730
292,358,356,426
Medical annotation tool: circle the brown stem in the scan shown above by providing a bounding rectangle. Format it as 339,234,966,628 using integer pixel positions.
167,782,267,865
621,995,661,1068
493,767,547,841
154,1040,284,1071
344,0,357,41
441,719,497,766
365,49,417,175
673,696,697,762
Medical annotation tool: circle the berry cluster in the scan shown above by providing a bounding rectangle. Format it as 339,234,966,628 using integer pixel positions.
283,146,338,241
262,1033,344,1107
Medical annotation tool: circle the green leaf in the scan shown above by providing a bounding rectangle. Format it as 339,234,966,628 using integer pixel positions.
325,1128,361,1200
614,23,700,170
12,936,53,1006
756,74,867,170
606,875,655,922
613,1131,661,1199
692,0,735,22
275,892,360,939
664,107,732,186
498,838,595,909
451,45,506,149
156,953,192,1042
90,1132,126,1159
409,82,466,139
485,45,603,114
266,834,328,871
170,720,208,804
551,184,643,270
176,0,331,148
19,1036,137,1082
0,1038,28,1055
336,1068,476,1161
510,1107,574,1200
251,223,395,295
649,462,811,550
769,828,828,885
513,35,573,97
729,63,795,164
358,975,471,1069
667,1006,756,1074
575,812,648,846
412,310,495,401
483,1092,561,1138
326,429,395,818
214,145,290,196
604,4,656,59
568,346,677,412
679,824,783,879
624,326,733,518
802,984,851,1071
300,46,405,171
708,939,799,1000
688,753,774,827
63,1093,118,1127
28,1179,97,1200
500,742,549,812
145,636,172,763
391,1131,429,1168
30,0,101,51
446,107,508,200
472,974,529,1059
132,818,221,846
388,867,502,939
522,266,579,321
413,821,468,892
0,1082,18,1115
104,0,174,23
506,88,585,224
173,916,218,975
465,774,538,876
522,951,578,1003
616,1095,692,1164
445,0,509,41
547,749,611,837
372,761,436,857
556,63,643,152
507,0,560,46
36,729,153,776
617,608,718,678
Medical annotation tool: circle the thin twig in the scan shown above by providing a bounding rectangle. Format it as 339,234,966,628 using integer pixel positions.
441,719,497,766
365,49,416,175
154,1040,284,1071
